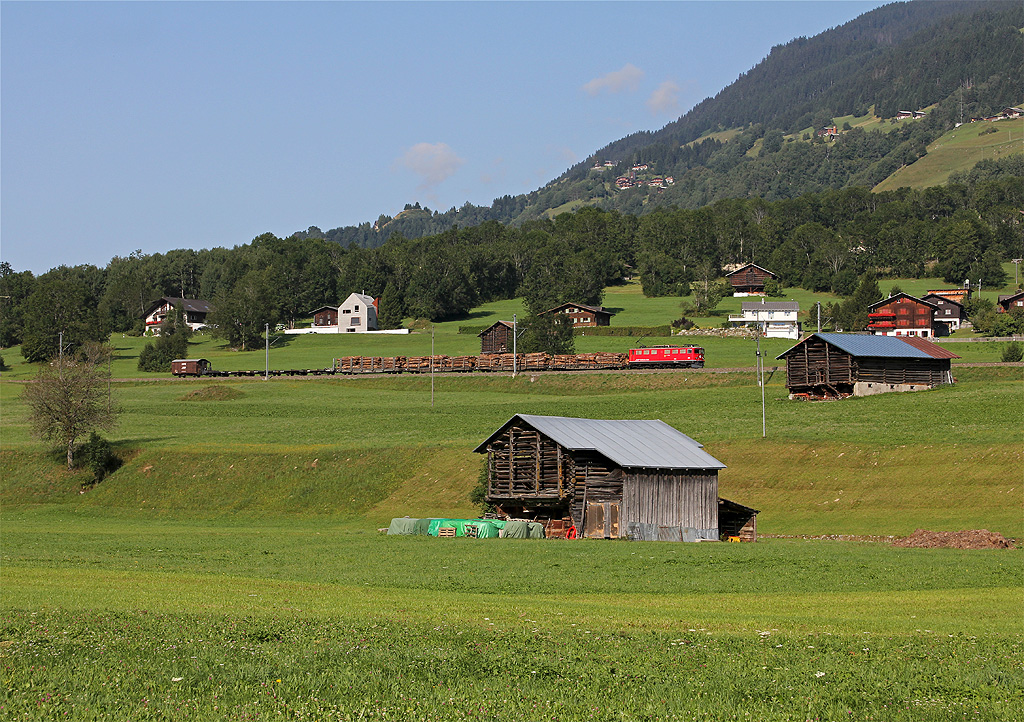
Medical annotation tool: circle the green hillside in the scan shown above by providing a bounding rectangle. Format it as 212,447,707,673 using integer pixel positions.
875,117,1024,191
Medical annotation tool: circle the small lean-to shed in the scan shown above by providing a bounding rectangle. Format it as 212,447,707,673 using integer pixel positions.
473,414,732,541
777,333,958,399
478,320,515,355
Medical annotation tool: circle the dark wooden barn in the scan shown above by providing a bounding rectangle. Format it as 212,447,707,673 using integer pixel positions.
478,321,515,354
725,263,778,295
474,414,755,541
777,333,959,399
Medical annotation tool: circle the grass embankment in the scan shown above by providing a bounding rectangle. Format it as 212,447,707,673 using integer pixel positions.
2,367,1020,535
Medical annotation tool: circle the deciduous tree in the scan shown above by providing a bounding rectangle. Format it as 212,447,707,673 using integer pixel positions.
23,346,117,469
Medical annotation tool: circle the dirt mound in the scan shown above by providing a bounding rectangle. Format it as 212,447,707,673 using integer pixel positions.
179,385,246,401
893,529,1014,550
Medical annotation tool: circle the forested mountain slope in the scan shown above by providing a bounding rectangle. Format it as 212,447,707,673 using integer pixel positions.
302,0,1023,249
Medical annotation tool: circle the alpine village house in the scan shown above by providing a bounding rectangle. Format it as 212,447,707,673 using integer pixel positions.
143,297,212,334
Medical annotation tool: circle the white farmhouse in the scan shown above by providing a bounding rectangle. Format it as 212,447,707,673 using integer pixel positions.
338,292,378,332
729,300,800,339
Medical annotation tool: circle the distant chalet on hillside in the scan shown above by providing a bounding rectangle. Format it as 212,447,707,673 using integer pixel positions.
997,290,1024,313
538,302,614,328
725,263,778,296
777,333,959,400
143,297,212,334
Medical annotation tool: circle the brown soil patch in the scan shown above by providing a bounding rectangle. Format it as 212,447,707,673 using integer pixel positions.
892,529,1015,550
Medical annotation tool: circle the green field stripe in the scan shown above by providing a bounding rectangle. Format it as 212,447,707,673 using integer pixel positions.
4,566,1020,635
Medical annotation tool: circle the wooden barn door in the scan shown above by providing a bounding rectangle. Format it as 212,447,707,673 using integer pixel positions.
584,501,620,538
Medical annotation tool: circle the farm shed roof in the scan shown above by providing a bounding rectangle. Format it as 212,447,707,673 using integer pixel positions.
474,414,726,471
896,336,960,359
868,293,938,311
144,297,212,316
740,301,798,311
776,333,955,360
725,263,777,278
477,320,514,335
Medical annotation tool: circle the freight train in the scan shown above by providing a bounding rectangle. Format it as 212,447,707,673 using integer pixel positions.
171,345,704,377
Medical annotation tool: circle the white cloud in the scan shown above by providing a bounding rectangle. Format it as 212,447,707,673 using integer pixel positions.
583,64,644,96
396,142,464,189
647,80,681,115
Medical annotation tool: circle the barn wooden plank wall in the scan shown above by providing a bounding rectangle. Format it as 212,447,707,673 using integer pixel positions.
855,358,950,386
784,337,853,388
486,425,565,498
621,472,718,531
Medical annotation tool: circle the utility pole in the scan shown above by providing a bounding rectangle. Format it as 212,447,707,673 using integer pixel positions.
430,325,435,408
512,313,517,378
756,326,766,438
816,302,821,333
265,323,269,381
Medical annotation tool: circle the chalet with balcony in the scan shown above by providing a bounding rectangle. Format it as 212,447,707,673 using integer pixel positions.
728,300,800,339
725,263,778,296
867,293,939,337
474,414,756,542
538,302,614,328
143,297,212,335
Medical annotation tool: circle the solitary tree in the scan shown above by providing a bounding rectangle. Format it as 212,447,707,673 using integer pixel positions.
23,347,117,470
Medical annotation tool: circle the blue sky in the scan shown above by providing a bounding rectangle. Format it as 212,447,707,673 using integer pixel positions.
2,1,888,274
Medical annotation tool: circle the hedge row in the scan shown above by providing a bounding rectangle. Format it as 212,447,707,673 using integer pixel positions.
575,325,673,337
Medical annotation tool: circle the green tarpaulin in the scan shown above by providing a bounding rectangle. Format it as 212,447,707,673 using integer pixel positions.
503,520,532,538
387,517,419,535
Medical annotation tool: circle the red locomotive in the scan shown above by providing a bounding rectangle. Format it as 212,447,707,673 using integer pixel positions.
628,345,704,369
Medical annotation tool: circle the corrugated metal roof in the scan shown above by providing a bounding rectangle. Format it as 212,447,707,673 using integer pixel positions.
897,336,961,359
777,333,935,359
474,414,726,470
740,301,798,311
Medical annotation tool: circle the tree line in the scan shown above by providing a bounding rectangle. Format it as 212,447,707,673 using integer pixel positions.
2,175,1021,361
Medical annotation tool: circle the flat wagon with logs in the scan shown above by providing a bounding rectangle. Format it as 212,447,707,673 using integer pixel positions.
171,345,705,378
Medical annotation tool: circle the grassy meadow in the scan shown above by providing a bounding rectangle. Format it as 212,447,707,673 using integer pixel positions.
874,117,1023,192
2,275,1022,720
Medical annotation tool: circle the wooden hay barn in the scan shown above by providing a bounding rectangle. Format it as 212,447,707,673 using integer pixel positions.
474,414,757,541
478,321,515,355
777,333,958,399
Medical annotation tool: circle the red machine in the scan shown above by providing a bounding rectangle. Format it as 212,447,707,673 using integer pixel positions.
628,345,704,369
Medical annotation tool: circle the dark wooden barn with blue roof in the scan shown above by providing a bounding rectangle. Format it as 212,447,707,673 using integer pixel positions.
777,333,959,399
